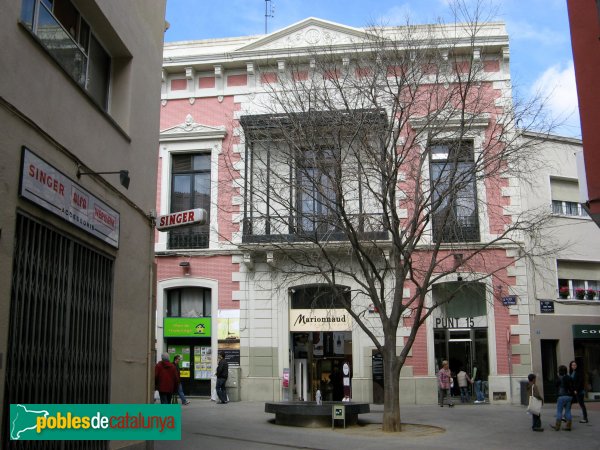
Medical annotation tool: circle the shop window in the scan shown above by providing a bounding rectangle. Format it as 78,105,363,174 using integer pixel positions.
20,0,111,109
291,284,350,309
430,141,480,242
167,287,211,317
433,282,486,317
168,153,211,249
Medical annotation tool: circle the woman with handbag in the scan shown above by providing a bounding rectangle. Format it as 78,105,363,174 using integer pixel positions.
526,373,544,431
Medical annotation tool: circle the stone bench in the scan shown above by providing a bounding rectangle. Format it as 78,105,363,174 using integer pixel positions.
264,401,370,427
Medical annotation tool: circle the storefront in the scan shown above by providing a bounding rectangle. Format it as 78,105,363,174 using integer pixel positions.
163,317,213,396
288,286,353,402
573,324,600,400
432,282,491,396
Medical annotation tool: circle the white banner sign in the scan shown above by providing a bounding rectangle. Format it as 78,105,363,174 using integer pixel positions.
20,148,120,248
289,309,352,331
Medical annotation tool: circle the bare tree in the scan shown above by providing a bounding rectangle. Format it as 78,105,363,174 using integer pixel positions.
228,1,558,431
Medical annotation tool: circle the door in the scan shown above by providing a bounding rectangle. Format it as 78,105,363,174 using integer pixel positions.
448,332,473,396
541,339,558,403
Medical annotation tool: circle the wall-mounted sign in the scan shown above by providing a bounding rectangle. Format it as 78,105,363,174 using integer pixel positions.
289,309,352,332
20,147,120,248
156,208,206,231
573,324,600,339
433,315,487,329
540,300,555,314
502,296,517,306
163,317,212,337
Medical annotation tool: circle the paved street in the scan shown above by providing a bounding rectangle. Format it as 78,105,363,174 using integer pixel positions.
155,399,599,450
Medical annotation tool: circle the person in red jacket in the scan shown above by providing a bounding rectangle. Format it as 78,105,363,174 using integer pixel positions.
155,352,179,404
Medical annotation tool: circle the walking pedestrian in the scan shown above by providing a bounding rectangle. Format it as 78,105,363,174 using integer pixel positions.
551,365,573,431
569,360,589,423
473,367,486,403
457,367,473,403
173,355,191,405
438,360,454,407
216,351,229,404
155,352,179,404
527,373,544,432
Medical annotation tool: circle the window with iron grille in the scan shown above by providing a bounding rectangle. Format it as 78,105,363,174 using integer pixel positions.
430,141,480,242
169,154,211,249
296,148,340,234
167,287,211,317
20,0,111,110
2,213,112,450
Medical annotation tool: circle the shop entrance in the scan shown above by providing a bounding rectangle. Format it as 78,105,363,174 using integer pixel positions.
289,284,353,402
166,340,212,396
291,331,351,401
435,329,489,395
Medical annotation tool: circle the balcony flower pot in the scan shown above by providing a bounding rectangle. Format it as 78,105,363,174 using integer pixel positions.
575,288,586,300
559,287,570,299
585,289,596,300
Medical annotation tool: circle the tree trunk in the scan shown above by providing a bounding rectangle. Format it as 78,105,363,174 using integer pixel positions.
382,344,402,432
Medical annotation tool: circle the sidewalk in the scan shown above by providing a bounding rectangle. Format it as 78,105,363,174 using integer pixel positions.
156,399,598,450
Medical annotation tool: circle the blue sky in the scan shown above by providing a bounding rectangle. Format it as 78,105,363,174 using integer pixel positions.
164,0,580,138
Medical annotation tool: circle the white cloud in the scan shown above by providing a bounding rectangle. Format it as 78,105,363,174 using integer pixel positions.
376,4,415,26
531,61,581,137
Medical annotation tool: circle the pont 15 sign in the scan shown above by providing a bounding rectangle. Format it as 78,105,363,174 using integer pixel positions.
156,209,206,231
163,318,211,337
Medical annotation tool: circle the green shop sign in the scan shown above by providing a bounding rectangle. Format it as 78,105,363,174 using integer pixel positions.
573,324,600,339
163,318,211,337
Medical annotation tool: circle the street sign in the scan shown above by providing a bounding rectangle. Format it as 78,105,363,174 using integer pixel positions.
156,208,206,231
502,296,517,306
540,300,555,314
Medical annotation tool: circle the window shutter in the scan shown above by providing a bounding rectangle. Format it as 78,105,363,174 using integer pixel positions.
550,178,580,202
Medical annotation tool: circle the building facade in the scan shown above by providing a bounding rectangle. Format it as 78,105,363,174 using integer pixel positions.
521,132,600,402
0,1,166,448
567,0,600,227
158,18,533,405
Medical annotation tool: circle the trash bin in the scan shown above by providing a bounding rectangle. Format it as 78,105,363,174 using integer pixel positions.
226,366,241,402
520,380,529,406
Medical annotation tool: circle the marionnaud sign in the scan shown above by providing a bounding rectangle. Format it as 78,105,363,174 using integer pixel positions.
156,208,206,231
20,148,120,248
289,309,353,332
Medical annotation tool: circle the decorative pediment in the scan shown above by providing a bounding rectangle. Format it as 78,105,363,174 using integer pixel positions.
160,114,227,142
236,17,374,53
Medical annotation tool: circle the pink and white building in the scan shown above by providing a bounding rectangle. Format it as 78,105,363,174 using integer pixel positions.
155,18,533,404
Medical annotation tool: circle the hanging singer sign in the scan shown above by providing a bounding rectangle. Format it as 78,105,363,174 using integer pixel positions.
289,309,352,332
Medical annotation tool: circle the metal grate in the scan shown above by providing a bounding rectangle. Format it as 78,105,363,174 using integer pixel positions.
2,213,113,450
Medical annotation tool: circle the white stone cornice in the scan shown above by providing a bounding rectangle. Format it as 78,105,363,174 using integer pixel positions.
160,114,227,142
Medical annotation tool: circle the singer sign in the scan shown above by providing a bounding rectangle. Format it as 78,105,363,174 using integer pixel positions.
156,208,206,231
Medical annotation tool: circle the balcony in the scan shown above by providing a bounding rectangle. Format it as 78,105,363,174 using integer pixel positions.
168,230,209,249
242,213,389,244
432,215,480,243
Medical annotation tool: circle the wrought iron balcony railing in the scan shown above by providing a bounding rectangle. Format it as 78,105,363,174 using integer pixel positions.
168,230,209,249
242,213,389,243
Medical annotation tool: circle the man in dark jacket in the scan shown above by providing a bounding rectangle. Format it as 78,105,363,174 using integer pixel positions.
155,353,179,404
216,352,229,404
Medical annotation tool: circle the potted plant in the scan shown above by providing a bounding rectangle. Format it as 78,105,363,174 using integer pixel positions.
575,288,586,300
585,289,597,300
559,287,570,299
